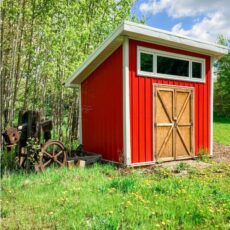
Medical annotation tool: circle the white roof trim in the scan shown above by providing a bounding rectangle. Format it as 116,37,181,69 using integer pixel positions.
65,21,228,86
123,21,228,55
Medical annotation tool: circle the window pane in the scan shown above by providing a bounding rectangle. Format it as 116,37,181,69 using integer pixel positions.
157,56,189,77
192,62,202,79
140,52,153,72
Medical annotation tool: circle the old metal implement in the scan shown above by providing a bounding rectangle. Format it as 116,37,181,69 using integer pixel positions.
2,110,102,171
39,140,66,171
2,110,67,171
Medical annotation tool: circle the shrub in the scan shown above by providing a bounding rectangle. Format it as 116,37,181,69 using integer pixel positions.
0,148,18,174
197,149,210,162
109,177,136,193
175,162,189,173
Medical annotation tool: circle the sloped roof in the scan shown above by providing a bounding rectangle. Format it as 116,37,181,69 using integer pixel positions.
65,21,228,86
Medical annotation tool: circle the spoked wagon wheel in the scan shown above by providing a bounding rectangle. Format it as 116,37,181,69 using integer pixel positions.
39,140,67,171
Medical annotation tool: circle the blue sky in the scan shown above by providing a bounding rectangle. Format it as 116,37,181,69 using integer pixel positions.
132,0,197,31
131,0,230,43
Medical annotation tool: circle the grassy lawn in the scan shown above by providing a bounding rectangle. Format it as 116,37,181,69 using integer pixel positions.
1,118,229,229
214,117,230,145
1,163,230,229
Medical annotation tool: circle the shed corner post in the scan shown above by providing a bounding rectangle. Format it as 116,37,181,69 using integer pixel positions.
122,36,131,166
210,57,215,157
79,84,83,144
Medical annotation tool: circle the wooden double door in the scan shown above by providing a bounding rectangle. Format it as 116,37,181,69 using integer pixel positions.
154,85,194,161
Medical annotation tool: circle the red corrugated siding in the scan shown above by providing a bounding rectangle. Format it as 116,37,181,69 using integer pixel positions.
81,47,123,162
129,39,211,163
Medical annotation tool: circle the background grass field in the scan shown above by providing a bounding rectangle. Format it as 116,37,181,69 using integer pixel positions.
1,119,230,229
214,117,230,145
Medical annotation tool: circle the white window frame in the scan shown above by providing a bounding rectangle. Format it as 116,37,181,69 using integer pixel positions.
137,46,206,83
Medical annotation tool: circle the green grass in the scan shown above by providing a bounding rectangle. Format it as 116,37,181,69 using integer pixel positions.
1,164,230,229
1,118,229,229
214,117,230,145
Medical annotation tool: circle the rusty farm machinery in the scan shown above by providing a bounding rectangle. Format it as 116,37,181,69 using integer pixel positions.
2,111,67,171
1,110,101,171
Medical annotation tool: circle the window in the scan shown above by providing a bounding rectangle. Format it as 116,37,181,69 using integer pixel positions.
157,56,189,77
138,47,205,82
192,62,202,79
140,52,153,72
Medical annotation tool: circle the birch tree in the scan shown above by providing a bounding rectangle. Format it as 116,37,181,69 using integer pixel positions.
0,0,136,146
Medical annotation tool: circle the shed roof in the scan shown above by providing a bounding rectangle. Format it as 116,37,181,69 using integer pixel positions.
65,21,228,86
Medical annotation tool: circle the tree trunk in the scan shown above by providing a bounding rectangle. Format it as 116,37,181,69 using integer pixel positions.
23,0,35,110
12,0,26,120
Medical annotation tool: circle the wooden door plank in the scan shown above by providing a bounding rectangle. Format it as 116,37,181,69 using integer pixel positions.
155,87,174,160
157,126,173,158
155,123,173,127
190,89,194,155
157,90,173,123
178,123,192,126
177,124,192,156
177,92,191,123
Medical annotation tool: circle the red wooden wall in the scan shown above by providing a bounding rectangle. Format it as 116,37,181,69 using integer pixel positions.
81,47,123,162
129,39,211,163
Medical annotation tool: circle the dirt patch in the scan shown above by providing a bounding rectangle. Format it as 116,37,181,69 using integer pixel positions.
156,143,230,173
137,160,211,177
122,143,230,176
213,143,230,163
139,144,230,176
158,160,210,170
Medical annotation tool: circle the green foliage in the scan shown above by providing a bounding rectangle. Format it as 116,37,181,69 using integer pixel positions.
109,177,136,193
1,0,137,142
64,138,80,151
197,149,211,162
214,36,230,117
0,138,42,173
25,137,41,171
154,167,172,178
92,214,120,230
1,164,230,229
175,162,189,173
0,149,18,174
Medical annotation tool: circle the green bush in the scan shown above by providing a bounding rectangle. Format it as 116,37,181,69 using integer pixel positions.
109,177,136,193
197,149,211,162
0,148,18,174
175,162,189,173
214,37,230,118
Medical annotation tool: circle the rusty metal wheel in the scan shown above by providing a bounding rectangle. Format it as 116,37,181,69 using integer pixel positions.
39,140,67,171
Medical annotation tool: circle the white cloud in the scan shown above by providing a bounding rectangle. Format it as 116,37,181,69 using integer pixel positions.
139,0,230,41
172,12,230,42
140,0,171,15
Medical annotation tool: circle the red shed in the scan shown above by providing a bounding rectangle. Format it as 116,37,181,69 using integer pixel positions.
66,21,227,166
